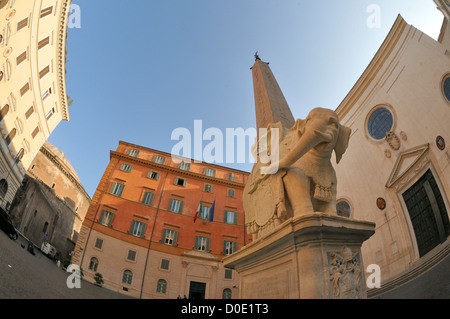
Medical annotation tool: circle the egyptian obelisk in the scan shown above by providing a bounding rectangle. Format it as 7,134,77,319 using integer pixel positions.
251,53,295,130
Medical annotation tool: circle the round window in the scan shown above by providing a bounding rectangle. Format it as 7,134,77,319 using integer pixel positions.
443,76,450,102
336,200,351,218
367,107,394,140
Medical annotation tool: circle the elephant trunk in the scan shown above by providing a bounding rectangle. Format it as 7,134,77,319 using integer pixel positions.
278,128,330,169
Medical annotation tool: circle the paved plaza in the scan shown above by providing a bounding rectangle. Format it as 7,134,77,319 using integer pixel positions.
0,230,134,299
0,228,448,299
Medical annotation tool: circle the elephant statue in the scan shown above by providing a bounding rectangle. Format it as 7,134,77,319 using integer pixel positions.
244,107,351,239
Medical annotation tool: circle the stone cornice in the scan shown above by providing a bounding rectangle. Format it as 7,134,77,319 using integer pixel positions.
111,150,247,189
56,0,72,121
335,15,408,120
38,144,91,200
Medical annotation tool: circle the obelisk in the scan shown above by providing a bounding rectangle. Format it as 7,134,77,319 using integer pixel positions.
251,53,295,130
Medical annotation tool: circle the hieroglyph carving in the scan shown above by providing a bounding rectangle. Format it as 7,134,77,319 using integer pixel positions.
328,247,363,299
244,108,352,239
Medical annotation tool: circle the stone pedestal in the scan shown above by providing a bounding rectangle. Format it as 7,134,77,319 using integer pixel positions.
223,213,375,299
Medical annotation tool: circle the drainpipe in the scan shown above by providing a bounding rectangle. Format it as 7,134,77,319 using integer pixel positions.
140,171,169,299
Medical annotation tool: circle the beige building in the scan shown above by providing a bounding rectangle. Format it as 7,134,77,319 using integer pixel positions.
0,0,71,209
435,0,450,20
335,14,450,295
10,142,90,259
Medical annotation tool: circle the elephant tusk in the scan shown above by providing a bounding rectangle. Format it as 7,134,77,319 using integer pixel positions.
314,130,333,143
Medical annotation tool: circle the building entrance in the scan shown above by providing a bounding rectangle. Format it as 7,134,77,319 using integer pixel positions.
402,169,450,257
189,281,206,299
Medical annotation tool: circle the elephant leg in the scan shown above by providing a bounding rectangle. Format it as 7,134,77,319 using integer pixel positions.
282,168,314,217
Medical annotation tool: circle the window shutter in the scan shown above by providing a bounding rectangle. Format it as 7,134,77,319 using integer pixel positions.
194,236,199,250
141,223,147,238
223,241,227,255
130,220,136,234
183,179,187,187
179,201,184,213
110,212,115,226
174,177,179,185
206,238,211,252
173,231,179,246
168,199,173,211
161,229,167,243
233,211,238,225
232,241,238,253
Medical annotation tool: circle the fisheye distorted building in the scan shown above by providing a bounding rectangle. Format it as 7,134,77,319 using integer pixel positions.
335,13,450,295
72,141,250,299
0,0,71,208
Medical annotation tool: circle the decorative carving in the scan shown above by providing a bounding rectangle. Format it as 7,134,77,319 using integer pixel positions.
386,131,400,150
384,149,391,158
244,108,351,239
400,131,407,141
328,247,363,299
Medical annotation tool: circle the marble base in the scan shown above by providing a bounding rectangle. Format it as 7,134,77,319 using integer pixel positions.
223,212,375,299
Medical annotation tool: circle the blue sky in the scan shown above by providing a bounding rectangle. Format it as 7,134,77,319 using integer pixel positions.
48,0,444,197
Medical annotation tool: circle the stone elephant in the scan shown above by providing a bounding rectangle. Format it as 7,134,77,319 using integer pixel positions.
244,107,351,239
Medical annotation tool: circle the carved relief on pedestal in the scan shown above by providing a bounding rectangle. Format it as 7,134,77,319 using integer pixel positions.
328,247,363,299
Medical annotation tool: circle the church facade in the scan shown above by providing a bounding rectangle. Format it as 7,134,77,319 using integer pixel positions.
335,14,450,294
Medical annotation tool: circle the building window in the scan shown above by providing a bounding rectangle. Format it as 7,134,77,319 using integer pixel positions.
204,184,212,193
0,104,9,121
42,87,52,100
168,198,183,213
178,162,190,171
160,259,170,270
367,107,394,140
204,167,216,177
199,205,211,220
223,240,238,255
40,6,53,18
16,51,27,66
153,155,166,164
141,191,154,206
127,148,139,157
227,189,235,198
89,257,99,272
156,279,167,294
127,250,136,261
110,181,125,196
94,238,103,249
5,128,16,145
130,220,146,237
31,126,40,139
222,288,232,299
443,75,450,102
45,108,55,120
39,65,50,79
174,177,187,187
38,36,50,50
162,229,178,246
336,200,351,218
20,82,30,96
119,163,133,172
25,106,34,119
98,210,114,226
16,17,29,31
224,269,233,279
194,236,210,252
147,171,160,180
228,173,235,181
122,270,133,285
224,210,238,224
0,179,8,198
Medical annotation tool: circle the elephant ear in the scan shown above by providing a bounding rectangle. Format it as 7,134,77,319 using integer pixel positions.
334,124,351,164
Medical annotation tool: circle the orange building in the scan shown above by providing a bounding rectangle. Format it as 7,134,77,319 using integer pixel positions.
72,141,250,299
